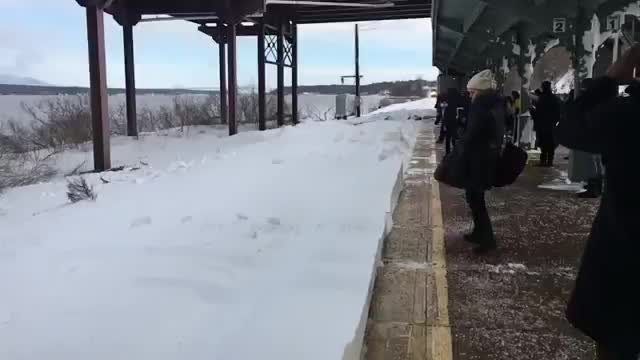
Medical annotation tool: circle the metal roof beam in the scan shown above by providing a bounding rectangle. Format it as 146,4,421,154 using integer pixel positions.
296,11,429,23
443,2,488,69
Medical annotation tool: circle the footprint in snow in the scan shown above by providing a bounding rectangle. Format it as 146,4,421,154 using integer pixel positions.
130,216,153,229
267,217,281,226
272,158,284,165
181,216,193,224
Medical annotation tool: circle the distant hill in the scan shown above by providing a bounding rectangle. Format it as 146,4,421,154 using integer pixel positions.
276,79,437,97
0,79,437,97
0,74,50,86
0,84,216,96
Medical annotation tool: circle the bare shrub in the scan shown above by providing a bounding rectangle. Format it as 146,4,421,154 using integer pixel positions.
173,95,220,130
137,105,177,133
109,103,127,136
66,177,96,203
0,131,56,192
304,104,334,121
239,90,260,124
21,95,92,149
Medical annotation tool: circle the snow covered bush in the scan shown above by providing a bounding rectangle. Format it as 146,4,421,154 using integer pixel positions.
66,177,96,203
20,95,93,149
0,125,57,193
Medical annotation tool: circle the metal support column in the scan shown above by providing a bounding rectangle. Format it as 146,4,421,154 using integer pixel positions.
516,26,530,111
85,5,110,171
258,19,267,131
291,22,299,125
277,21,285,127
355,24,361,117
227,22,238,136
218,20,228,125
123,24,137,137
569,2,593,183
573,5,587,97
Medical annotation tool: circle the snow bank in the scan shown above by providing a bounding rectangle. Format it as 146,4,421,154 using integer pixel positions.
0,102,424,360
554,70,575,94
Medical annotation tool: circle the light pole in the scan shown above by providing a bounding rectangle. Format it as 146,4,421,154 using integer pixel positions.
355,23,361,117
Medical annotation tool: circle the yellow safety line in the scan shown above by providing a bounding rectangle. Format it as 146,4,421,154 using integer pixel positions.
430,176,453,360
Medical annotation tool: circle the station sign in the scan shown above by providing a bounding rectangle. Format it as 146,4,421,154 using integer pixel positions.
553,18,567,33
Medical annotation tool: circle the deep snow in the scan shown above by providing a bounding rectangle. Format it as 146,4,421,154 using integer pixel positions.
0,99,436,360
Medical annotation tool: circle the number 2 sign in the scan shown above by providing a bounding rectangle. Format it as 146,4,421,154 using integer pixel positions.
553,18,567,33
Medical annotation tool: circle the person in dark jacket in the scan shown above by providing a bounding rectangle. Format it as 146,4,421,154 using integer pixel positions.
443,88,461,154
435,93,447,143
557,44,640,360
459,70,505,254
533,81,561,166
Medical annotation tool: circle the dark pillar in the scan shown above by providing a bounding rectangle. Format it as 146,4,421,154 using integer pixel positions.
291,22,299,125
218,20,228,125
516,26,530,111
85,5,110,171
573,5,587,97
123,24,137,137
258,19,267,131
277,21,285,127
227,22,238,136
355,24,361,117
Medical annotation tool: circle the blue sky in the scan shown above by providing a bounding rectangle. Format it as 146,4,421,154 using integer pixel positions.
0,0,438,88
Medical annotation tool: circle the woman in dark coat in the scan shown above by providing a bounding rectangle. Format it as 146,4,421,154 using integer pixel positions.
459,70,505,254
557,44,640,359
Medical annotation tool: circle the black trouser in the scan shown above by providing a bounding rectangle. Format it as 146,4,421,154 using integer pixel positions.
465,189,495,244
445,129,457,154
437,122,445,142
597,343,640,360
540,145,555,165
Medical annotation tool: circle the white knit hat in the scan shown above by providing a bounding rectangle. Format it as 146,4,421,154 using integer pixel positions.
467,69,496,90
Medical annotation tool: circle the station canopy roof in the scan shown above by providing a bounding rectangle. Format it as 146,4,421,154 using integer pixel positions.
432,0,628,75
108,0,431,25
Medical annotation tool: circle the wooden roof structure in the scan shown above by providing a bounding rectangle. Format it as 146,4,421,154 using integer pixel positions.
101,0,431,25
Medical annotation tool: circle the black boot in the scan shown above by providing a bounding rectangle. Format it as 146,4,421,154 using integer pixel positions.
473,238,497,255
463,232,481,244
578,178,602,199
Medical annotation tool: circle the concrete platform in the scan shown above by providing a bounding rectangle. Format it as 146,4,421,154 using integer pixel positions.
363,124,447,360
440,147,598,359
363,123,599,359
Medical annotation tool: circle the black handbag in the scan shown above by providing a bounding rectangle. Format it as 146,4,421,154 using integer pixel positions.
434,144,467,189
493,142,528,187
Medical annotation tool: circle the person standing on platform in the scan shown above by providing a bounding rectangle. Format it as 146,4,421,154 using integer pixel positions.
533,81,561,167
458,70,505,255
558,44,640,360
443,88,461,154
435,93,447,144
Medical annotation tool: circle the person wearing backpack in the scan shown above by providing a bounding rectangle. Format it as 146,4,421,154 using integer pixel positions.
558,44,640,360
458,70,505,255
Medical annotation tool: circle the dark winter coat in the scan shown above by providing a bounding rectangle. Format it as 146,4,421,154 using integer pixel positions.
435,94,446,125
443,90,461,134
533,91,561,148
458,91,505,191
557,77,640,351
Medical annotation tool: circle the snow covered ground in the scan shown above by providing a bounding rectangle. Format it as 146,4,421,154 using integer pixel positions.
0,99,435,360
